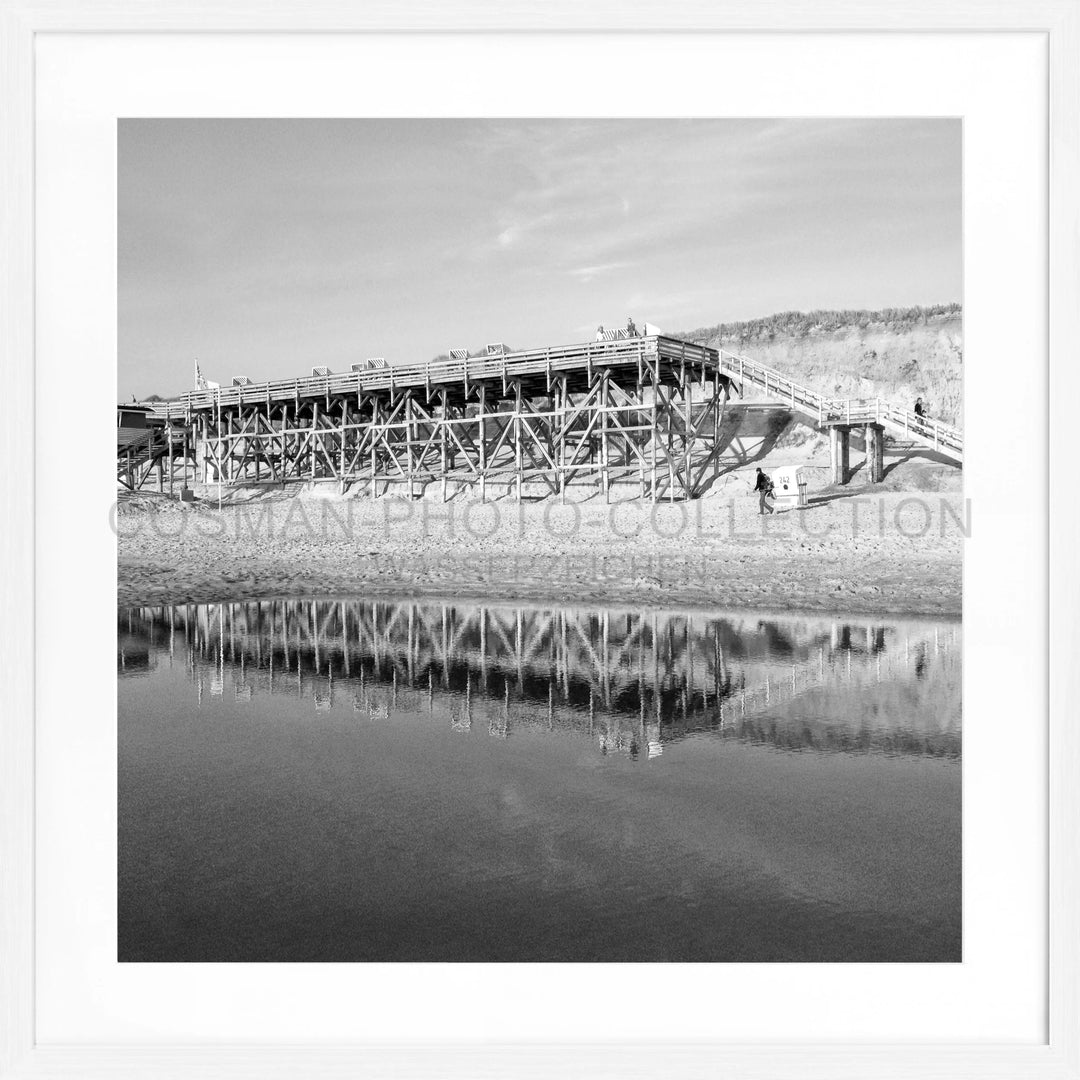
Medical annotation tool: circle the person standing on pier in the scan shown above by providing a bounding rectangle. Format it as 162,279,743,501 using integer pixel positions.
626,315,637,337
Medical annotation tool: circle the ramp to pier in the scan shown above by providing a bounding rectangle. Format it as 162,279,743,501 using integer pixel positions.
718,349,963,464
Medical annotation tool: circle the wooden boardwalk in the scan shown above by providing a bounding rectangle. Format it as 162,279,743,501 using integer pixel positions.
128,333,962,497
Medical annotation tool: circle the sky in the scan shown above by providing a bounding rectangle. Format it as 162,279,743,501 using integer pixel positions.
118,118,961,398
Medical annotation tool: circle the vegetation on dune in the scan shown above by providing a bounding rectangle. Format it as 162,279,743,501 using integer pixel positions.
679,304,963,425
683,303,961,347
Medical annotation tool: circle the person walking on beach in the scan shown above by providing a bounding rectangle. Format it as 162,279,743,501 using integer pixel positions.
753,467,775,515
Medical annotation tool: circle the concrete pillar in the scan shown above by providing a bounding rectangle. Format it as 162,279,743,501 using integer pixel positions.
830,426,850,485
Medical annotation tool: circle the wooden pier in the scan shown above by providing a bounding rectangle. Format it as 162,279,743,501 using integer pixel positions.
150,335,732,501
121,333,963,497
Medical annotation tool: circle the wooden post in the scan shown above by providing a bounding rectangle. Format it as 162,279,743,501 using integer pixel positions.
514,380,523,501
650,385,659,502
478,382,487,503
440,389,449,502
225,413,233,484
557,377,567,504
405,392,415,499
637,367,647,500
254,414,262,484
830,426,851,485
339,397,348,492
370,396,378,498
869,424,885,483
600,372,610,502
682,368,692,499
668,399,676,503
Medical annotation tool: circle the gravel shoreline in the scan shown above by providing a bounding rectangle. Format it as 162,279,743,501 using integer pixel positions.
117,488,964,618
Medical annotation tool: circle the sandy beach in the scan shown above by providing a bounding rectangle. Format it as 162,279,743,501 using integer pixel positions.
117,486,964,617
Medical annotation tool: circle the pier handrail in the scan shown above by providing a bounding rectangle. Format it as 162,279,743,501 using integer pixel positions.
155,335,711,419
719,348,962,461
819,397,962,455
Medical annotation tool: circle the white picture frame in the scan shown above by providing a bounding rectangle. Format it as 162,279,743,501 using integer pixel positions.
2,2,1078,1077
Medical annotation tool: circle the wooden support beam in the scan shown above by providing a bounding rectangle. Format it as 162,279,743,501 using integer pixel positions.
514,380,523,501
600,372,610,502
370,396,379,498
868,423,885,484
440,389,449,502
830,426,850,485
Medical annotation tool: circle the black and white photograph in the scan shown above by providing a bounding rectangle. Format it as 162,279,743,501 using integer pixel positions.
116,118,964,964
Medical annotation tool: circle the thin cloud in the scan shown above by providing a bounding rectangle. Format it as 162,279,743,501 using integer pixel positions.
568,262,634,283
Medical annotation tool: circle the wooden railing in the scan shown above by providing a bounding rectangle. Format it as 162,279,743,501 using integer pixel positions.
117,427,159,456
821,398,962,456
720,350,829,422
719,349,962,461
154,335,721,419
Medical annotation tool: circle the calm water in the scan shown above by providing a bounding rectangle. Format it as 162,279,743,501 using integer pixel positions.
118,598,961,962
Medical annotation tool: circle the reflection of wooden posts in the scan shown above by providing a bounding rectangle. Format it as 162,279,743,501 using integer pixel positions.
602,609,610,708
479,606,487,683
441,605,450,687
515,608,523,689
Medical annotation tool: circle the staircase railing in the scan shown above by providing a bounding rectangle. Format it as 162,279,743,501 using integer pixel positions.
820,398,962,455
718,348,962,459
720,350,829,423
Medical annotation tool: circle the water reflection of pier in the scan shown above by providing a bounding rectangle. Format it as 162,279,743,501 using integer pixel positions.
118,600,961,759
